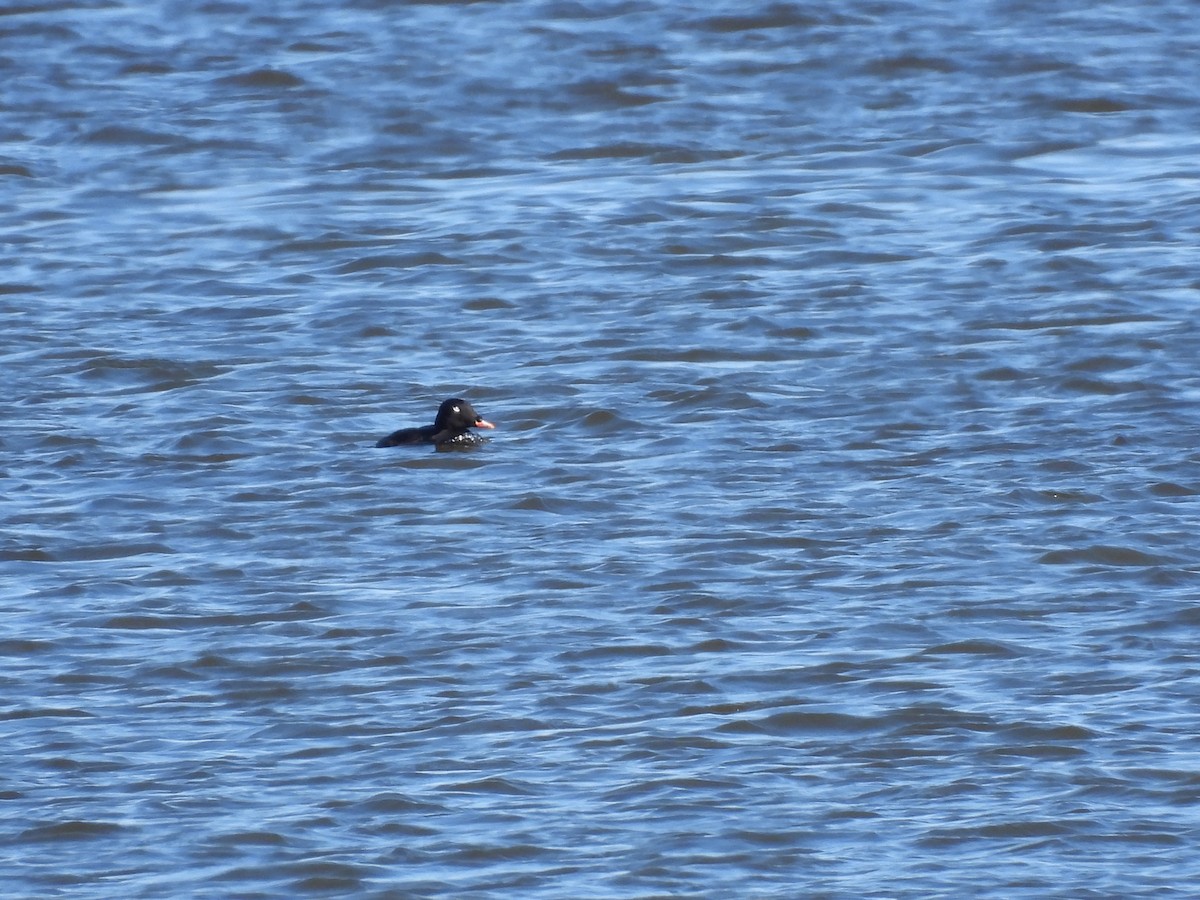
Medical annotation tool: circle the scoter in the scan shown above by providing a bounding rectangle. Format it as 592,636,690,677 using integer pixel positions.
376,398,495,448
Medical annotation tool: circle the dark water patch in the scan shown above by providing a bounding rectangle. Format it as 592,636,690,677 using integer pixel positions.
975,365,1030,382
1002,723,1099,743
81,125,185,146
1038,545,1175,567
731,709,880,736
547,142,737,162
335,252,460,273
1,706,95,721
19,820,125,842
984,743,1089,761
863,54,957,76
917,640,1026,658
0,637,56,654
95,608,311,630
893,702,1041,742
1053,96,1137,114
1003,488,1107,506
441,777,539,797
69,355,226,392
691,5,830,33
119,60,173,76
218,68,306,89
207,829,288,848
564,80,665,108
922,819,1074,845
51,541,175,561
0,547,56,561
558,643,674,662
1064,354,1142,373
1149,482,1197,497
1058,375,1159,396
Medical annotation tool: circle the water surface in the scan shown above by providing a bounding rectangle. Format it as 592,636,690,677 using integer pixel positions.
3,1,1200,896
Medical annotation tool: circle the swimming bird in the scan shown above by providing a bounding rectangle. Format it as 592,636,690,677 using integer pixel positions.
375,398,495,449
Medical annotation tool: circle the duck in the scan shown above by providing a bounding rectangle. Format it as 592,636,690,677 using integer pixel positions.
376,398,495,449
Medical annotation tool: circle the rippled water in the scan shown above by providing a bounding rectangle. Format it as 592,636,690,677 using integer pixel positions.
4,0,1200,896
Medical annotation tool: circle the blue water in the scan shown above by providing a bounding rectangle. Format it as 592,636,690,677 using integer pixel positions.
4,1,1200,896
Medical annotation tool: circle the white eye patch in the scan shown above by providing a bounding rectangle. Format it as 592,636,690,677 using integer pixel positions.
452,406,460,413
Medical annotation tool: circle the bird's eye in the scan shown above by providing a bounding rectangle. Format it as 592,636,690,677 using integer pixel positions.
452,406,460,413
